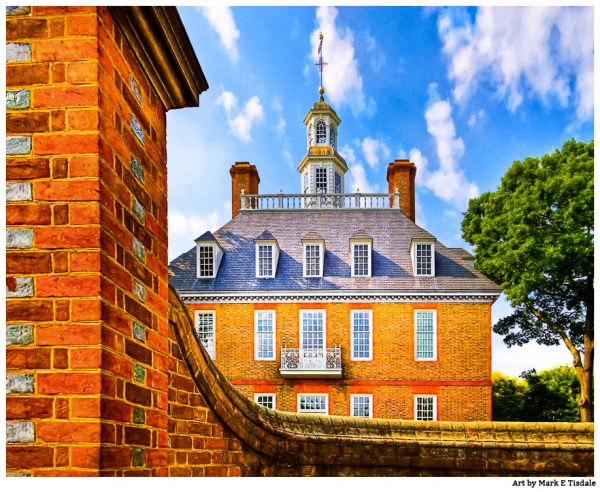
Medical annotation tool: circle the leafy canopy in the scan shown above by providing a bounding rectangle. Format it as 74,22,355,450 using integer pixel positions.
462,139,594,349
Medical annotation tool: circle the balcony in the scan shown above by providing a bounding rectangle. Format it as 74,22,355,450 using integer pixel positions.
280,347,342,378
240,190,401,211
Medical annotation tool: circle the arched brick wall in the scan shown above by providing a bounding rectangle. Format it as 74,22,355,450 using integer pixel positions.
6,6,594,477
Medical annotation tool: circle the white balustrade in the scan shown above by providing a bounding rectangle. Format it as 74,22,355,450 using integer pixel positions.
240,191,401,211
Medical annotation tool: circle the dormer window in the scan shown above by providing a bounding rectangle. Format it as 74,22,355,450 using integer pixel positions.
255,231,279,278
350,231,372,277
410,238,435,277
195,231,223,279
316,120,326,144
302,233,325,278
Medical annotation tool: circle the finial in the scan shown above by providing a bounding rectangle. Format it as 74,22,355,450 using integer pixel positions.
316,31,327,101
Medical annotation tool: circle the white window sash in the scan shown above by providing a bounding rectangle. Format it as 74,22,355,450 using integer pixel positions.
254,310,276,360
351,241,371,277
414,394,437,421
195,310,215,359
254,393,276,409
350,394,373,418
297,393,329,415
350,309,372,361
256,243,275,278
299,310,326,351
303,242,323,277
414,309,437,361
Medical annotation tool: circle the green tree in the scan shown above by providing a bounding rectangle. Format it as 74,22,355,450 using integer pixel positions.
492,372,526,421
520,367,580,422
462,140,594,421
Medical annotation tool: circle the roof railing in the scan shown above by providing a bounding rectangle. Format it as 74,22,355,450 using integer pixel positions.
240,189,401,211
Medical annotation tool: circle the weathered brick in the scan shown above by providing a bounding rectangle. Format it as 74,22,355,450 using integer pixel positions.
7,42,31,62
6,397,53,419
7,373,35,394
132,448,145,467
6,158,50,179
6,182,32,201
6,89,30,109
6,63,49,86
6,421,35,443
125,339,152,365
125,382,152,406
124,426,151,446
6,348,51,369
7,136,32,155
67,61,98,84
37,323,101,346
36,274,100,297
6,6,32,16
35,181,100,202
6,300,53,321
6,111,49,133
33,133,99,155
6,276,34,298
7,204,52,225
133,364,146,383
34,38,98,62
6,447,54,469
37,421,100,443
38,373,101,395
133,280,146,303
6,18,48,39
35,226,100,248
6,228,34,248
7,252,52,274
6,324,34,346
132,322,147,343
33,86,98,109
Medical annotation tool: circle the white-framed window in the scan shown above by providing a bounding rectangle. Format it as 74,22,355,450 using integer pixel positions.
195,310,215,359
334,172,341,193
411,241,435,277
414,310,437,361
351,310,372,360
256,244,274,278
297,394,328,414
350,394,373,418
303,242,323,277
254,310,275,360
197,245,214,277
300,310,326,350
315,167,327,194
330,127,336,148
352,242,371,277
254,393,276,409
414,394,437,421
316,120,326,144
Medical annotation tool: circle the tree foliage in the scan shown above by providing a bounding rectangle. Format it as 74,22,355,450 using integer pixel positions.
462,139,594,421
492,367,580,422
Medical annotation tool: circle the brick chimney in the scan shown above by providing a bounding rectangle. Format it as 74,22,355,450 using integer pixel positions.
230,162,260,218
387,159,417,222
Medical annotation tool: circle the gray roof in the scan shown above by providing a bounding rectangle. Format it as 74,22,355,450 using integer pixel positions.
169,209,501,294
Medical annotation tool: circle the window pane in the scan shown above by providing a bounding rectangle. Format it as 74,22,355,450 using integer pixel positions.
196,312,215,359
256,312,274,359
316,168,327,193
416,396,435,420
301,311,324,349
353,243,369,276
316,121,326,144
305,244,321,276
416,243,432,275
256,395,274,409
299,395,327,413
416,311,435,360
258,244,273,277
352,311,371,359
352,395,371,418
198,246,214,277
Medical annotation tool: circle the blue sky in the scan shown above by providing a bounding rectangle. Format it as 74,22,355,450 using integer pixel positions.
166,5,594,377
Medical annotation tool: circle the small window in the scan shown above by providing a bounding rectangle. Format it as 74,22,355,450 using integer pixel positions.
257,244,273,277
255,311,275,360
315,168,327,194
334,172,341,193
351,310,372,360
330,127,336,148
414,395,437,421
254,393,276,409
415,310,436,361
415,243,432,276
304,243,322,277
351,394,372,418
352,242,371,277
298,394,328,414
316,120,326,144
195,311,215,359
197,245,214,277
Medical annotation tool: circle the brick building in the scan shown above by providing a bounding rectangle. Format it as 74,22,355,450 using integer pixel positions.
169,82,501,421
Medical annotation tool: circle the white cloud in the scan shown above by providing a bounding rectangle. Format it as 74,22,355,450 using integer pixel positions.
311,7,373,115
340,144,379,193
409,85,479,209
437,6,593,121
168,209,223,261
273,97,286,137
216,90,264,142
361,137,390,168
364,31,386,73
467,108,485,127
198,6,240,62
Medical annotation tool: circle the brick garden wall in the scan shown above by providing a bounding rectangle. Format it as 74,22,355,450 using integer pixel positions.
6,6,593,477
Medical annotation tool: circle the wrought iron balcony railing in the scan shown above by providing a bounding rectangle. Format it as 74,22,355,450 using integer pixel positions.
279,347,342,378
240,190,401,211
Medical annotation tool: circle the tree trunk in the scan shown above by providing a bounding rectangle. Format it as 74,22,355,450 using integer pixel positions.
576,365,593,422
577,287,594,422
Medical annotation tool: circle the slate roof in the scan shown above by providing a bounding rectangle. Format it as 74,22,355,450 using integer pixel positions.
169,209,502,294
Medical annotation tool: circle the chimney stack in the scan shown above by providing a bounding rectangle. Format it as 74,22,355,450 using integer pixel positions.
387,159,417,222
230,162,260,219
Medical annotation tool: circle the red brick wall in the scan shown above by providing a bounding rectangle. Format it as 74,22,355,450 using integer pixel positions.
185,301,492,420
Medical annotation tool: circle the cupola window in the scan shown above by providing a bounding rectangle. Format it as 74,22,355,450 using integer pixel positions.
316,168,327,194
329,127,336,148
316,120,326,144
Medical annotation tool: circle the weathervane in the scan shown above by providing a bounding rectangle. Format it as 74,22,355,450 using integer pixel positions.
316,32,327,101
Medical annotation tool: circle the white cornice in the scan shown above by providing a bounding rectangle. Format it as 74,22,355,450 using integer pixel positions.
178,289,501,304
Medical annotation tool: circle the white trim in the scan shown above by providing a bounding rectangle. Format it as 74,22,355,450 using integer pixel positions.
350,394,373,418
299,309,327,350
350,309,373,361
414,309,437,361
414,394,437,421
195,241,223,279
180,290,500,304
411,239,435,277
254,393,276,410
194,310,216,360
254,310,276,361
297,393,329,415
303,241,324,277
351,240,372,277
